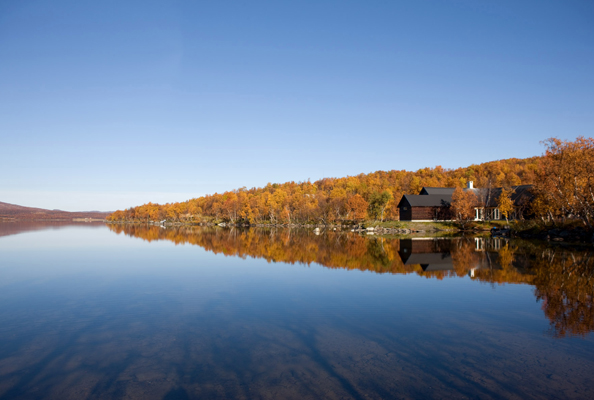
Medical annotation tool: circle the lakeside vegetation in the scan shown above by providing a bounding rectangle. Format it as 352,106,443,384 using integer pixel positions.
107,137,594,234
108,156,539,224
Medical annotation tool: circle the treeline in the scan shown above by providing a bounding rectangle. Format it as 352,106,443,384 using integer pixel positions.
107,157,539,224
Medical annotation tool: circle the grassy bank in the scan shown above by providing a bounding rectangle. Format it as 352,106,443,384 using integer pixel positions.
363,220,458,231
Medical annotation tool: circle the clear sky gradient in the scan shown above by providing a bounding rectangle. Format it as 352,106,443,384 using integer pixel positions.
1,0,593,211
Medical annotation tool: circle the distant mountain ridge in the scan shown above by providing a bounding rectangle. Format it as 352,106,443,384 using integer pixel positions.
0,201,111,220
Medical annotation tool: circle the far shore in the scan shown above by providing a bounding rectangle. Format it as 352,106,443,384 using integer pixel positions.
1,218,107,222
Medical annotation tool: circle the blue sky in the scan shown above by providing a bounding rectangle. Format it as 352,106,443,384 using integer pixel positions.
1,0,593,211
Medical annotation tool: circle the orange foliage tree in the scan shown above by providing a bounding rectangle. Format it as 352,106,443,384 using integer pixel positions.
347,194,369,223
533,137,594,228
451,187,477,228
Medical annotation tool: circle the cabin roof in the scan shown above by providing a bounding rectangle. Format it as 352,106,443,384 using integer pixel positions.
419,187,456,195
397,194,452,208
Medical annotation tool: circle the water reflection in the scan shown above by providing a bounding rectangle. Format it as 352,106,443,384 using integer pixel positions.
2,223,594,399
0,220,105,238
109,224,594,338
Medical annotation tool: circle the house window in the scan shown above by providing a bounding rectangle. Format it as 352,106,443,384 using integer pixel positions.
403,207,407,211
494,208,500,220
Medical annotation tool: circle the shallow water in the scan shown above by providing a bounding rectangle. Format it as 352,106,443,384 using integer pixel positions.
0,222,593,399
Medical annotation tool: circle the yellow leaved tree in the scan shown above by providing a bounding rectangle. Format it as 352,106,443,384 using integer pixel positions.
497,187,515,223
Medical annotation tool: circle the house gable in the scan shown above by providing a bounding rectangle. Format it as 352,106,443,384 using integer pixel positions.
419,187,456,196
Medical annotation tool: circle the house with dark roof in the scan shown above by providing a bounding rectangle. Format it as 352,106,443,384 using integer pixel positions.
472,184,534,220
397,194,454,221
397,182,534,222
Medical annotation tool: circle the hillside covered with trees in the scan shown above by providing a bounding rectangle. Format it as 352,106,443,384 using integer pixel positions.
108,156,540,224
0,202,110,221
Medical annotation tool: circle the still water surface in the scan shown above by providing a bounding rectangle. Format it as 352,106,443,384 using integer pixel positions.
0,222,593,399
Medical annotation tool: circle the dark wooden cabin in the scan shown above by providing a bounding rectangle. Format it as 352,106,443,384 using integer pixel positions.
398,184,534,221
397,194,453,221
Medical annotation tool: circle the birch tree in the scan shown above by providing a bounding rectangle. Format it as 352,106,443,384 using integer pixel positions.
533,137,594,228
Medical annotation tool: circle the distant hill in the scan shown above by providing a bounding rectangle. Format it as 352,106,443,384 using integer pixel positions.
0,201,111,221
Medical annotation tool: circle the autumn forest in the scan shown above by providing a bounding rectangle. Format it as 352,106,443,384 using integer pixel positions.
107,137,594,227
108,157,539,224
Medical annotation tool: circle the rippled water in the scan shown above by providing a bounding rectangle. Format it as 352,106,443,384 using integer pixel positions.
1,222,593,399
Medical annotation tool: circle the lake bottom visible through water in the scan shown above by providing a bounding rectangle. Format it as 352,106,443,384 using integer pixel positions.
0,222,593,399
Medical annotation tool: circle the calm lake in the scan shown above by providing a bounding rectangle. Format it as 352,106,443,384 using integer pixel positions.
1,222,593,399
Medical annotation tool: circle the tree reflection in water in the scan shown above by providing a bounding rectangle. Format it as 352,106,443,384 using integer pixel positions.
108,224,594,339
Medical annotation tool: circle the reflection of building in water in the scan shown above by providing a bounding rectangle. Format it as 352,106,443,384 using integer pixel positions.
474,237,505,251
475,237,484,251
398,238,454,271
402,252,454,271
399,237,508,273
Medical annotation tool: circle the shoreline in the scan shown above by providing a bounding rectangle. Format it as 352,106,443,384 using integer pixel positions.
105,220,463,235
105,219,594,244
